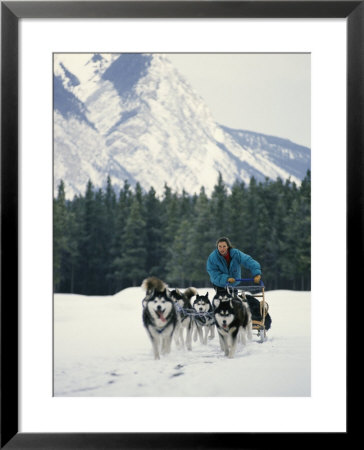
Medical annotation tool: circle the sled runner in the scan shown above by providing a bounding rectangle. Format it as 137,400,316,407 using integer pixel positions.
226,278,270,342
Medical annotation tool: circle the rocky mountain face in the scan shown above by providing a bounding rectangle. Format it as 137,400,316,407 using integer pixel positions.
54,53,310,199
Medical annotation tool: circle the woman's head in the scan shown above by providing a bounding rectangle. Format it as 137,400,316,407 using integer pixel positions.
216,237,232,256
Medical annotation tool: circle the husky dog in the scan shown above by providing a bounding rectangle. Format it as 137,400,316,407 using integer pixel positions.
213,293,250,358
170,287,197,351
141,277,177,360
192,292,215,345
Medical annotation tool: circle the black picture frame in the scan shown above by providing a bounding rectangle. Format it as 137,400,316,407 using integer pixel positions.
1,1,357,448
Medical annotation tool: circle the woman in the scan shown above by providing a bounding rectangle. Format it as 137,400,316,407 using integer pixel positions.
206,237,261,294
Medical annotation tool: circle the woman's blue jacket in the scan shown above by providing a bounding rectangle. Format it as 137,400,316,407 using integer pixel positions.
206,248,261,288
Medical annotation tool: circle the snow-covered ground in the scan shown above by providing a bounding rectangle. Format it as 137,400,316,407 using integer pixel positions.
54,287,310,397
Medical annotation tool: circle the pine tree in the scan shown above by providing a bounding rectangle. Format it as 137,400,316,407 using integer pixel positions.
167,218,194,287
296,170,311,289
53,180,68,291
65,196,82,293
210,172,228,236
187,187,216,286
160,183,180,275
242,177,260,256
254,178,277,284
112,180,133,290
92,187,111,294
114,187,147,286
144,186,165,277
77,180,101,294
179,189,194,219
227,180,247,250
103,176,117,293
265,178,288,288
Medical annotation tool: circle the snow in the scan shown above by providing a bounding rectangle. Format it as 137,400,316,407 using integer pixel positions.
54,287,310,397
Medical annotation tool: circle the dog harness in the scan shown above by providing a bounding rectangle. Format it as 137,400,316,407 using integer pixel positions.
174,302,215,324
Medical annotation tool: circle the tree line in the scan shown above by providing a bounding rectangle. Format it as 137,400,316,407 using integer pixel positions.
54,171,311,295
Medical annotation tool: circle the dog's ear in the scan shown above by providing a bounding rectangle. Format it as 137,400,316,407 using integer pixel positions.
142,298,148,308
205,292,209,298
213,297,221,308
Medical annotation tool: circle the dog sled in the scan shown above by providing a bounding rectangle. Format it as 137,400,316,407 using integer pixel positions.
226,278,270,342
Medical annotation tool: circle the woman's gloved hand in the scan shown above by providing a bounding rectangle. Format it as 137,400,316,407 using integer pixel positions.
227,278,235,283
254,274,261,284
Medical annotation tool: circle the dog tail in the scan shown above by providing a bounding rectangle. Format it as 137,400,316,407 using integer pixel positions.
141,276,167,294
183,287,198,299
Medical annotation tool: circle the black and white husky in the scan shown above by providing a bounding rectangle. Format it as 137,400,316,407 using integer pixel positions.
170,287,197,351
192,292,215,345
213,293,251,358
141,277,177,360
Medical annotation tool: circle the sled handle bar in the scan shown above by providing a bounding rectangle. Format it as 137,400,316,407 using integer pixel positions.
225,278,265,287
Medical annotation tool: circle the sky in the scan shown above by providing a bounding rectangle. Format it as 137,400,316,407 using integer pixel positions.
168,53,311,148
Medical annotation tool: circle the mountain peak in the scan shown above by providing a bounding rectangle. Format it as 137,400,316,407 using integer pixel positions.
54,53,310,199
102,53,153,98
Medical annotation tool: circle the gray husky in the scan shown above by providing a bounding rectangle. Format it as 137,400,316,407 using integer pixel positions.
170,287,197,351
142,277,177,360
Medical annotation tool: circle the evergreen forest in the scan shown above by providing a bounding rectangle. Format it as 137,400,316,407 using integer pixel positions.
54,171,311,295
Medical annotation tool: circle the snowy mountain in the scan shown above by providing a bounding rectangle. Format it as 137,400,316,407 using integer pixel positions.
54,53,310,199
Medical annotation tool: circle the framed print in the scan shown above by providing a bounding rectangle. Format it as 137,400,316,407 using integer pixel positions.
49,49,311,403
1,0,358,448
